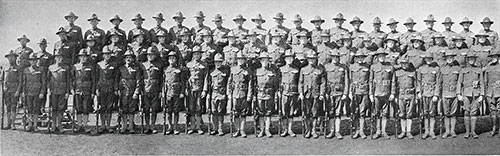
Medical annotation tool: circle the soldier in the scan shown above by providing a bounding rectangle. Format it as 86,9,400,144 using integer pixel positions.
350,17,368,48
403,36,425,68
81,35,101,65
369,17,387,49
1,50,22,130
416,52,441,139
267,32,291,67
421,14,440,49
484,53,500,138
277,50,300,137
316,32,337,65
128,13,151,46
329,13,350,46
199,30,222,70
222,32,241,67
439,51,461,138
457,53,483,139
191,11,212,45
203,53,229,135
227,52,254,137
471,33,494,67
162,51,186,135
427,34,449,67
310,16,328,46
243,32,267,71
21,53,47,132
266,13,290,45
129,30,148,63
478,17,499,49
84,14,106,51
288,14,309,46
72,50,97,133
450,36,469,66
106,15,127,48
441,17,459,46
250,14,268,44
102,30,127,66
155,31,179,65
230,14,249,47
369,51,396,139
150,13,170,45
255,52,280,138
140,47,163,134
386,18,402,44
212,14,230,48
117,50,143,134
186,46,208,134
169,11,190,45
291,32,315,68
62,12,84,52
380,36,402,66
14,34,34,69
349,52,371,139
459,17,475,48
337,34,356,65
96,49,117,133
394,58,417,139
47,52,71,133
34,38,53,114
174,31,193,66
54,27,79,65
324,51,349,139
400,18,421,52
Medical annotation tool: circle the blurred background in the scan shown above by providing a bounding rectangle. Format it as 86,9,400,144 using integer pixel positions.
0,0,499,67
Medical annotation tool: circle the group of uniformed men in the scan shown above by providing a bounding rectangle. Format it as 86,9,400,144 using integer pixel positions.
1,11,500,140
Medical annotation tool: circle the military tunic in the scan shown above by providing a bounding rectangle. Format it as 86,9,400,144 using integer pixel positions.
369,62,396,118
228,65,254,116
299,64,326,118
105,27,127,48
102,43,126,66
484,62,500,113
169,25,190,44
84,27,106,50
212,26,230,47
54,40,79,65
395,68,417,119
140,61,163,113
186,60,208,115
324,62,349,117
22,65,47,115
191,25,212,45
15,46,34,69
287,27,309,45
471,45,493,67
255,66,280,117
128,27,151,46
310,28,329,46
421,28,440,49
457,65,483,116
204,68,229,115
163,64,186,113
328,27,349,43
417,63,441,117
48,63,71,112
459,30,475,47
1,64,22,110
117,63,142,114
96,60,118,113
278,64,300,118
73,62,97,114
440,63,461,117
149,26,170,45
350,63,371,118
63,24,84,49
266,26,290,45
173,41,192,66
369,30,387,48
316,42,337,65
250,27,268,44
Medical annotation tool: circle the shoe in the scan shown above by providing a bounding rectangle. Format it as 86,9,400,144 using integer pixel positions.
335,132,343,140
352,130,360,139
463,132,470,139
442,132,450,139
209,130,217,135
450,131,457,138
3,125,11,130
421,132,429,139
33,127,40,132
165,129,173,135
107,128,114,134
119,129,127,134
174,130,180,135
265,131,272,138
471,132,479,139
232,130,240,137
406,132,414,139
257,131,264,138
304,131,311,138
372,132,380,139
11,126,17,130
59,128,65,133
241,131,247,138
429,132,437,139
288,130,296,137
187,130,194,134
280,130,288,137
312,132,319,139
97,128,105,134
197,129,204,135
397,132,405,139
488,130,495,138
152,129,158,134
218,130,224,136
128,128,136,134
382,132,390,140
360,132,367,139
326,131,335,139
144,129,153,134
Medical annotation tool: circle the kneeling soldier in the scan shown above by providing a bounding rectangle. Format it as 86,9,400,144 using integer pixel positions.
278,50,300,137
457,53,483,139
96,49,118,133
203,53,229,136
117,50,143,134
1,50,22,130
228,52,254,137
140,47,163,134
73,50,97,133
324,51,349,139
163,51,186,135
22,53,46,132
48,52,71,133
394,58,417,139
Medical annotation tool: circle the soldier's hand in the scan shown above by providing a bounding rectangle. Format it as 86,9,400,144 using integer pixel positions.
201,91,206,98
14,91,20,97
389,94,395,101
299,94,304,100
65,93,70,99
348,94,353,100
38,94,44,99
417,93,422,99
457,95,463,101
246,97,252,102
132,94,138,99
71,90,75,95
114,91,119,96
180,94,184,98
432,96,438,102
342,95,347,100
369,95,375,103
319,96,324,100
477,96,483,102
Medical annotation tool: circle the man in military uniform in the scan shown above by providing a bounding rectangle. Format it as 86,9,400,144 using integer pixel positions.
54,27,79,65
478,17,499,49
62,12,84,52
369,17,387,49
457,53,483,139
400,18,421,52
128,14,151,46
199,30,221,70
106,15,127,48
231,14,249,47
15,34,34,69
81,35,101,65
117,50,143,134
379,36,401,66
324,51,349,139
84,14,106,51
288,14,309,46
394,58,417,139
450,36,469,66
329,13,350,46
267,32,291,67
484,53,500,138
316,32,337,65
222,32,241,67
96,49,117,133
310,16,328,46
227,52,254,137
255,52,280,138
150,13,170,45
472,33,494,67
439,51,461,138
416,52,441,139
129,30,148,63
72,50,97,133
349,52,371,139
250,14,267,44
156,31,179,65
403,36,425,68
203,53,229,136
291,32,315,68
277,50,300,137
386,18,402,45
299,51,326,139
1,50,22,130
169,11,191,45
191,11,212,45
22,53,47,132
357,35,376,65
421,14,440,49
369,51,396,139
427,34,449,67
266,13,290,45
212,14,230,48
459,17,475,47
174,31,193,66
186,46,208,134
103,31,127,66
34,38,53,114
140,47,163,134
337,34,357,65
350,17,368,48
162,51,186,135
441,17,459,46
243,31,267,71
47,52,71,133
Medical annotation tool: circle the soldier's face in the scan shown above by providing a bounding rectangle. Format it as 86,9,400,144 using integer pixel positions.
308,58,318,65
386,41,395,48
444,23,452,29
147,54,157,61
355,56,364,63
79,56,88,62
126,56,134,63
299,37,307,44
401,62,410,69
343,39,352,46
373,24,381,30
461,23,471,29
156,19,163,25
284,56,293,64
203,35,212,42
29,59,37,65
413,41,422,48
90,20,99,27
175,18,184,25
19,39,28,45
38,44,47,50
313,21,322,28
322,36,330,43
275,19,283,25
446,56,455,64
7,56,17,64
54,56,62,63
158,36,166,43
111,35,119,43
235,20,244,26
254,20,263,26
214,21,223,27
482,23,491,29
136,35,144,43
111,20,121,26
467,57,476,65
352,23,361,29
332,56,340,63
389,24,397,31
134,20,143,26
215,61,222,68
455,40,464,47
196,18,204,24
181,35,189,42
237,58,246,65
334,20,343,27
261,58,270,66
424,57,433,63
228,37,236,44
103,54,111,60
66,17,76,23
293,21,302,27
478,37,486,43
272,36,281,44
435,38,444,44
86,40,95,47
193,52,201,60
405,24,415,30
426,22,434,28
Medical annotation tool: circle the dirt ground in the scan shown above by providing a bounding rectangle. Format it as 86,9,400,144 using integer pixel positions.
1,113,499,155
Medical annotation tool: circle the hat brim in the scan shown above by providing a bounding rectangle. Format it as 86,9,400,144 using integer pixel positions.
310,20,325,23
5,54,18,57
273,17,286,20
131,18,146,21
172,16,186,19
194,15,206,18
442,22,454,24
424,20,437,22
481,21,494,24
384,38,398,43
410,39,424,43
153,17,165,21
332,18,346,21
403,22,416,25
17,38,30,42
350,21,364,24
64,15,78,19
233,18,247,21
87,18,101,21
386,22,399,26
212,19,223,22
109,18,124,22
459,21,473,25
251,19,266,23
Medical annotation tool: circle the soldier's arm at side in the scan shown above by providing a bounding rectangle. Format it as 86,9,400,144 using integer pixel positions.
434,69,442,97
343,66,349,96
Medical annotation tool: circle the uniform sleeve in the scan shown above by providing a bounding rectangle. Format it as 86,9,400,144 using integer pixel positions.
320,69,326,97
299,70,304,96
247,71,254,99
113,65,119,92
457,70,463,95
21,69,26,94
71,66,76,93
91,66,97,95
127,30,134,44
343,67,349,95
434,69,442,97
390,68,396,96
134,66,143,95
480,68,485,96
226,71,233,96
369,66,374,96
416,69,422,94
483,69,488,96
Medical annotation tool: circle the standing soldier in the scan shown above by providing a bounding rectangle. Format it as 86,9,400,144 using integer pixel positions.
186,46,208,134
291,32,315,68
203,53,229,136
22,53,47,132
117,50,143,134
250,14,268,45
1,50,22,130
96,49,117,133
231,14,249,47
350,17,368,48
128,13,151,46
278,50,300,137
106,15,127,48
400,18,421,52
267,12,290,45
439,51,461,138
316,32,337,65
81,35,101,65
212,14,230,48
459,17,475,48
484,53,500,138
421,14,440,49
310,16,328,46
155,31,179,65
35,38,53,115
428,34,449,67
386,18,402,44
84,14,106,51
243,32,267,71
416,52,441,139
150,13,170,45
299,51,326,139
369,51,396,139
162,51,186,135
394,58,417,139
450,36,469,67
54,27,79,65
441,17,459,46
349,52,371,139
457,53,483,139
255,52,280,138
47,52,71,133
199,30,221,70
288,14,309,46
403,36,425,68
324,51,349,139
267,32,291,67
227,52,254,137
169,11,190,45
140,47,163,134
222,32,241,67
472,33,494,67
369,17,387,49
337,34,356,65
191,11,212,45
174,31,193,66
103,31,127,66
62,12,84,53
358,35,377,65
129,31,148,63
478,17,499,49
15,34,34,69
72,50,97,133
329,13,350,46
379,36,401,66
